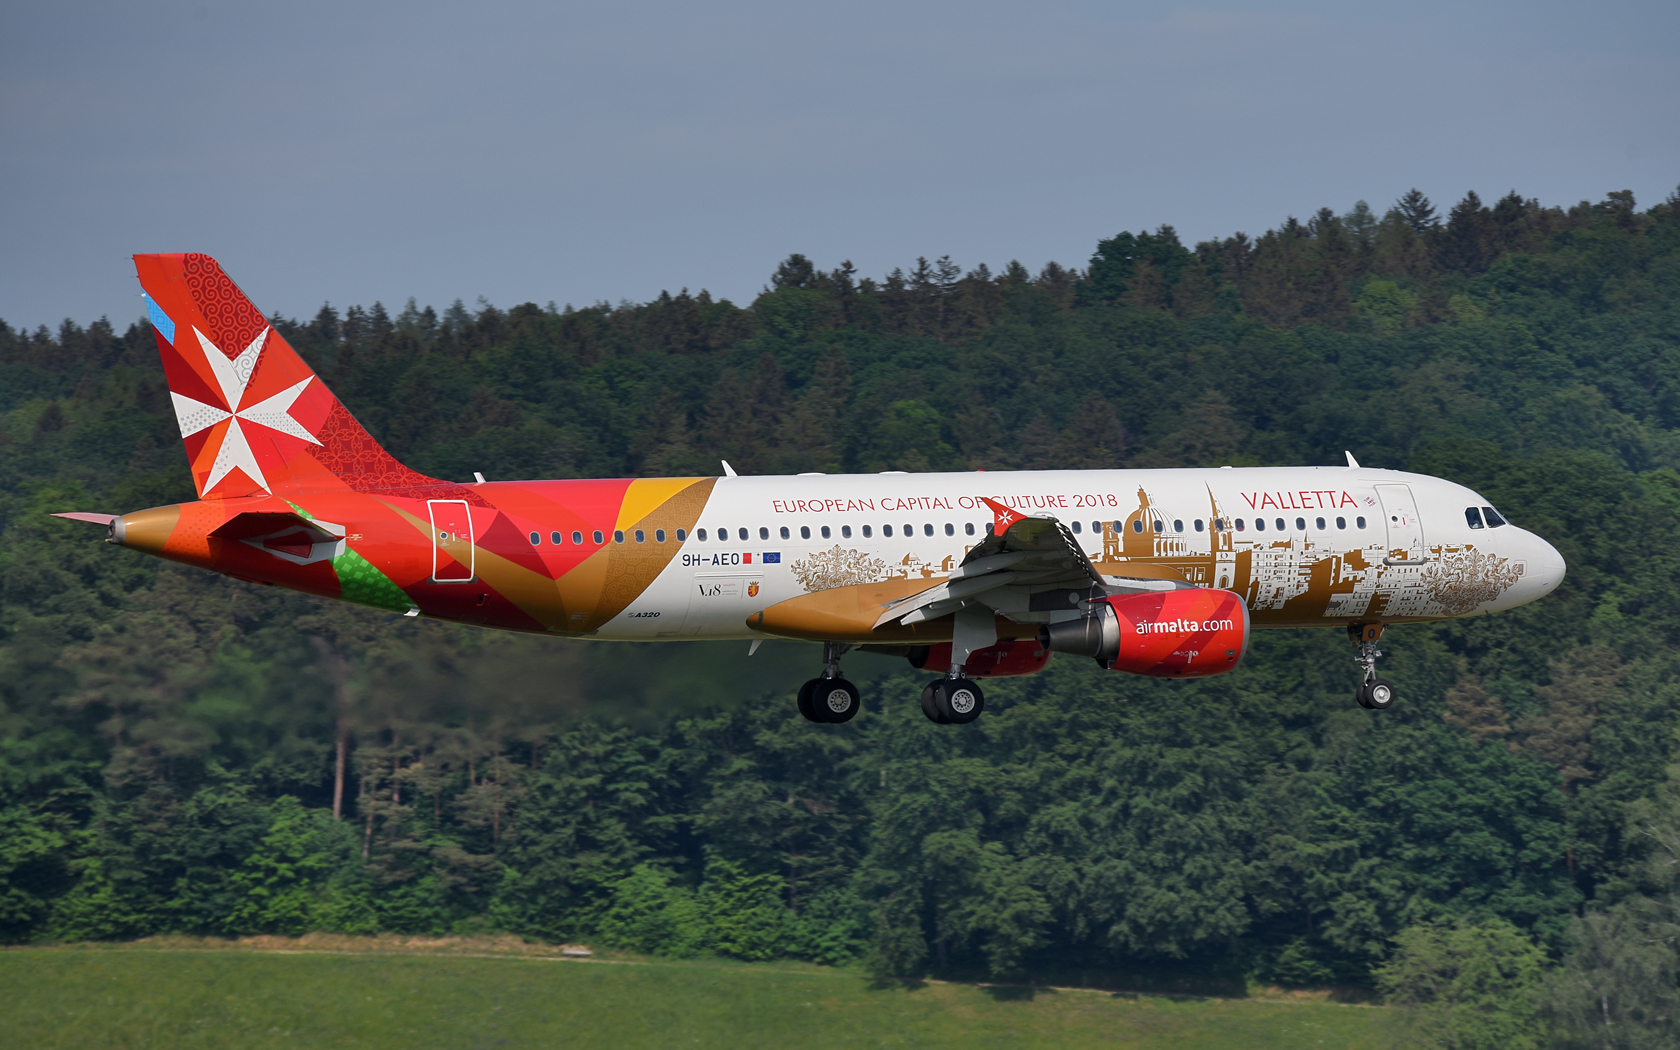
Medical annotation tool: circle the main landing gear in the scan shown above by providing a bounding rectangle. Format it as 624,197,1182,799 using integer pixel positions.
797,642,861,724
920,677,984,725
1350,623,1396,710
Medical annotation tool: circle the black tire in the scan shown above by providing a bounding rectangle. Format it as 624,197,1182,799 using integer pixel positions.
1364,678,1396,710
920,682,947,724
814,679,860,723
797,679,822,723
935,679,984,724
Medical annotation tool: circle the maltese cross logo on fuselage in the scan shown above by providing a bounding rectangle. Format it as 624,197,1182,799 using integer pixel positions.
170,326,322,496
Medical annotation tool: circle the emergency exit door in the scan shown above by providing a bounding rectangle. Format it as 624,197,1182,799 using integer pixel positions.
428,499,475,582
1374,484,1426,564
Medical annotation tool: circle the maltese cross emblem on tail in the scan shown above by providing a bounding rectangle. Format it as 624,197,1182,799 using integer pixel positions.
169,325,322,495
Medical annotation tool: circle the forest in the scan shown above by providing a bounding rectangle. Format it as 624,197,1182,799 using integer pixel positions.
4,185,1680,1046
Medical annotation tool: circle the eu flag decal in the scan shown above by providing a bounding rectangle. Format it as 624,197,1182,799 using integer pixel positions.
763,552,781,563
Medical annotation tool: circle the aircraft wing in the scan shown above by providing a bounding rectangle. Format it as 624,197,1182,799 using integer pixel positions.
873,498,1107,628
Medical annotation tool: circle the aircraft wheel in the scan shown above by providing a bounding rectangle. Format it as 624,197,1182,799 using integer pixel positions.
815,679,860,723
1356,679,1397,711
935,678,984,724
797,679,822,723
920,681,947,724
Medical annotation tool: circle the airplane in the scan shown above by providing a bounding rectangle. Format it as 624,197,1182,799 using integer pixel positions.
55,253,1567,725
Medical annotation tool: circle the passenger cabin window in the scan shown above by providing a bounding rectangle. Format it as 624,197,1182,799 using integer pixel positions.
696,528,707,541
965,522,975,536
903,523,913,536
1356,516,1367,529
634,529,645,543
1194,519,1205,532
760,527,769,540
675,529,686,541
821,526,831,539
800,526,811,539
944,523,954,536
1335,518,1345,530
1174,520,1183,532
1296,517,1306,531
613,530,625,543
574,531,585,545
780,526,790,539
841,525,852,538
592,530,604,544
1235,519,1246,531
1132,520,1143,533
656,529,666,543
1315,517,1325,530
738,528,748,541
1091,521,1101,533
863,525,872,538
923,524,933,536
1275,518,1285,531
528,531,540,545
1483,506,1508,527
551,531,563,545
883,525,893,537
1153,520,1164,533
1071,521,1082,534
1466,507,1485,529
1254,518,1265,532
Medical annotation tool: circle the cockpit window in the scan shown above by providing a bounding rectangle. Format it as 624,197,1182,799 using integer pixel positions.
1483,506,1508,528
1465,507,1485,530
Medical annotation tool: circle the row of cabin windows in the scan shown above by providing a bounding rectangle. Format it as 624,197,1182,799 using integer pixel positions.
524,522,991,546
697,522,984,541
525,515,1387,547
1073,517,1369,534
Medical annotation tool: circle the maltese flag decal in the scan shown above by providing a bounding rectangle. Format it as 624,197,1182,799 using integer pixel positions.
168,325,322,496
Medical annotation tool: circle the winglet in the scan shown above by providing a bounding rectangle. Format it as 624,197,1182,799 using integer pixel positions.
1344,451,1360,468
721,460,738,477
981,497,1026,536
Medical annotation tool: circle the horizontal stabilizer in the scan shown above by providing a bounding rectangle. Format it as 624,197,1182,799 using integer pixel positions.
209,511,345,566
52,512,118,526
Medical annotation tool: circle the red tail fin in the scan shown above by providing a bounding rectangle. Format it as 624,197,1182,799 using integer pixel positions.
133,253,434,498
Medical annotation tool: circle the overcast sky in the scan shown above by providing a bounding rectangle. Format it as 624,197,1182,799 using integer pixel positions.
3,0,1676,331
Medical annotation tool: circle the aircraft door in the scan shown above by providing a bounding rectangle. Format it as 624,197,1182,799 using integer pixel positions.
1374,484,1425,563
428,499,475,582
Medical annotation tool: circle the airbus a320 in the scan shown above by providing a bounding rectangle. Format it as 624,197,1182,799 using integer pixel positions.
57,254,1567,725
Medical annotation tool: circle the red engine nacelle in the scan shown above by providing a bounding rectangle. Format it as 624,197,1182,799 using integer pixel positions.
1039,588,1250,678
910,639,1052,677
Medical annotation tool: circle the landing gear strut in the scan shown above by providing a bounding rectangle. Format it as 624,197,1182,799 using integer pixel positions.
798,642,860,724
1349,623,1396,710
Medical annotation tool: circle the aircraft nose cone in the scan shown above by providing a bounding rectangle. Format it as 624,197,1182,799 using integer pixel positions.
1530,534,1566,598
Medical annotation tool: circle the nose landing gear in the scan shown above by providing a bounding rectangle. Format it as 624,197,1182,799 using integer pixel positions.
797,642,861,723
1350,623,1396,710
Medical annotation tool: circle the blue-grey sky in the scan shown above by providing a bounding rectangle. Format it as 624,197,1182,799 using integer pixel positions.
3,0,1676,332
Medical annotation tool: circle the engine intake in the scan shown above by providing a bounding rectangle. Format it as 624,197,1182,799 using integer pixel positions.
1039,588,1250,678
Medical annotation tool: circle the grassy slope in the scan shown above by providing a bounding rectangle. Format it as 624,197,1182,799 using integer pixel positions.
2,946,1386,1050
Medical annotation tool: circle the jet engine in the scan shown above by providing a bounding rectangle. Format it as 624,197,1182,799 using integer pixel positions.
1038,589,1250,678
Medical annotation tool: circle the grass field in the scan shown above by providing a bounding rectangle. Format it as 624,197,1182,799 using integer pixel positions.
1,938,1391,1049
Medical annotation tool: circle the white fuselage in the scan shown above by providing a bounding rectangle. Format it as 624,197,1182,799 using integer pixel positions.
596,466,1566,640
